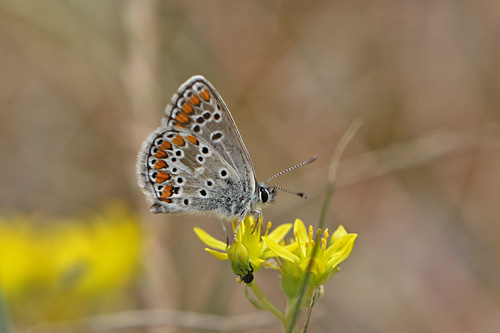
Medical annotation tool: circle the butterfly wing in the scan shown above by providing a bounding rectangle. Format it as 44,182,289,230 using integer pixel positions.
163,76,256,183
136,76,257,219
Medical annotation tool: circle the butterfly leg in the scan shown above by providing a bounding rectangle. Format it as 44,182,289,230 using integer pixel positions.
220,218,229,246
233,217,243,242
249,210,261,235
232,210,261,241
232,210,248,241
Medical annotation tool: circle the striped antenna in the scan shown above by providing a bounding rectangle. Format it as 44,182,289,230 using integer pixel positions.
265,156,317,198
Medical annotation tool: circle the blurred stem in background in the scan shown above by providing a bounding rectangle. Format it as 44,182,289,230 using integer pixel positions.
0,289,10,333
286,118,363,332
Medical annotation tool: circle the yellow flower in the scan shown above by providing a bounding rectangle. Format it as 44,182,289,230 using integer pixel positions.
194,216,292,282
262,219,357,299
0,204,142,321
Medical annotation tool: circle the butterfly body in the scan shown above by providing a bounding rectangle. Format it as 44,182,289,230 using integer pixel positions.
137,76,276,221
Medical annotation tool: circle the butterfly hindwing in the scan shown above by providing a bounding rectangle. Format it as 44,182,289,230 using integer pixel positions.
138,128,253,218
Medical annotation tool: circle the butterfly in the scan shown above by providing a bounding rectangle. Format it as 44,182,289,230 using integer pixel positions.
136,75,315,230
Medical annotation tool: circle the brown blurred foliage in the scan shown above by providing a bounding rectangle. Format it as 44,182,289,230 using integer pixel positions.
1,0,500,332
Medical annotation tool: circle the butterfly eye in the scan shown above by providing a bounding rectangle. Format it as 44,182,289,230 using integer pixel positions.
260,187,269,203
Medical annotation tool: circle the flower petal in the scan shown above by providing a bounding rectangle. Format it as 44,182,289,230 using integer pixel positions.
326,234,357,268
262,236,299,262
205,248,229,260
267,223,292,242
262,242,299,260
283,242,299,254
249,258,265,270
299,257,326,276
326,232,355,256
194,227,227,251
293,219,308,243
330,225,348,244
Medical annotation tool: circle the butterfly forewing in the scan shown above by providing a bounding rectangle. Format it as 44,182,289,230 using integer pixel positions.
163,77,255,185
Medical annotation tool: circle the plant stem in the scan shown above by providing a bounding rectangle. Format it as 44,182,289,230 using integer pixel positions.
286,118,362,332
248,281,285,324
284,298,299,333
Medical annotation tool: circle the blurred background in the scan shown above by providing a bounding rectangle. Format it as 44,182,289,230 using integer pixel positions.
1,0,500,332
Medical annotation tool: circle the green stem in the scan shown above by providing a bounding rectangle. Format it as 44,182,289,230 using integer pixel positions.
284,298,299,333
286,118,362,332
247,280,285,324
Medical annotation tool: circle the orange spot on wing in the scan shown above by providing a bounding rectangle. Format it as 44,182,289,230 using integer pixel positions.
175,112,189,123
189,95,201,106
161,198,172,203
160,141,172,150
200,89,210,101
154,149,167,158
181,103,194,113
154,160,167,169
186,135,198,145
172,135,185,146
174,123,184,129
155,171,171,183
161,185,173,199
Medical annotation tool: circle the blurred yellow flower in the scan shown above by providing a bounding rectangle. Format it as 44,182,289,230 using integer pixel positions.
0,203,142,321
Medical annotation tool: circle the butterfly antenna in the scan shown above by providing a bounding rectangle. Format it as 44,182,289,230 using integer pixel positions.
272,185,308,199
265,156,317,199
265,156,317,184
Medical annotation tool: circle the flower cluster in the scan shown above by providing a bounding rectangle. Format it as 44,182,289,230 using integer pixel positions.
263,219,357,302
0,204,141,321
194,216,292,282
195,216,357,309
